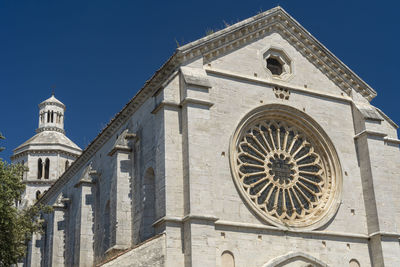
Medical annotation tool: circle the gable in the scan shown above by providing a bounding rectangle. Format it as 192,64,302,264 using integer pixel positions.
178,7,376,101
206,30,343,97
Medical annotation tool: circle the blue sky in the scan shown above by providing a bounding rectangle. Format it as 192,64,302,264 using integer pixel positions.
1,1,399,161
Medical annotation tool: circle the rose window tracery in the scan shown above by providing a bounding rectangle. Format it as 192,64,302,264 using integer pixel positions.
230,106,342,229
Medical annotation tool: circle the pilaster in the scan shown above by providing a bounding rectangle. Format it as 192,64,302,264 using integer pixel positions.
107,129,136,252
74,165,97,267
353,103,400,266
180,66,217,267
50,194,69,266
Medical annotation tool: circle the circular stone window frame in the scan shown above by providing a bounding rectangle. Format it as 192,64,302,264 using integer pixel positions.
229,104,342,230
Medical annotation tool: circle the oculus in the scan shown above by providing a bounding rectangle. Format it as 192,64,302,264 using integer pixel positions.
230,105,342,229
262,47,293,80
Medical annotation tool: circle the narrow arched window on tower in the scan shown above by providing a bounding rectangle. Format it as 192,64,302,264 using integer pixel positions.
51,111,54,123
44,158,50,179
37,158,43,179
47,110,50,122
65,160,69,171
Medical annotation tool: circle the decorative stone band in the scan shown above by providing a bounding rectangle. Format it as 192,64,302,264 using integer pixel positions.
36,126,65,134
230,104,342,230
152,216,400,241
11,148,81,160
22,180,55,185
38,101,65,109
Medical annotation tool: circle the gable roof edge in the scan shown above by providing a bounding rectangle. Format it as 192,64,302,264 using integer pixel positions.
177,7,377,101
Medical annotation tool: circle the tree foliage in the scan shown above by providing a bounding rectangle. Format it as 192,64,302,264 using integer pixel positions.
0,140,51,266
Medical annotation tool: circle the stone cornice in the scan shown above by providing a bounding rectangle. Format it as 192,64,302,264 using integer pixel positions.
177,7,376,101
38,101,65,110
151,101,180,114
354,130,387,140
36,127,65,134
11,148,81,160
180,97,214,108
205,67,352,103
22,179,55,185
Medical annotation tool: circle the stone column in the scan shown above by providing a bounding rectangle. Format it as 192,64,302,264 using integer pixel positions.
74,165,97,267
107,129,136,253
41,160,45,179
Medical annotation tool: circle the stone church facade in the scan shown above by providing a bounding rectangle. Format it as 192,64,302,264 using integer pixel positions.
17,7,400,267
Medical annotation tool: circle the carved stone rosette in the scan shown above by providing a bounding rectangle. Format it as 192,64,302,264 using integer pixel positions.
230,105,342,230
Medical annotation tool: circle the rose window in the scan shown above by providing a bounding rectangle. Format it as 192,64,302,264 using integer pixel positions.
230,105,342,229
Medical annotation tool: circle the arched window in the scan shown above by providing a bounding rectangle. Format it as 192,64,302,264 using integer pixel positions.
44,158,50,179
65,160,70,171
37,158,43,179
51,111,54,123
221,251,235,267
47,110,50,122
141,168,156,241
36,190,41,200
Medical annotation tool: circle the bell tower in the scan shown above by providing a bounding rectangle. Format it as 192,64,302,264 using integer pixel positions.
37,92,66,134
11,94,82,206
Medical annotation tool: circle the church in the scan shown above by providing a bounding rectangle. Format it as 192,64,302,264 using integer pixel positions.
12,7,400,267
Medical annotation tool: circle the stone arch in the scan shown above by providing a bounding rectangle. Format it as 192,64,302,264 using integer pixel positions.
141,167,156,241
262,252,328,267
349,259,360,267
221,250,235,267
